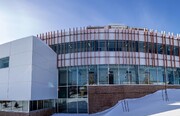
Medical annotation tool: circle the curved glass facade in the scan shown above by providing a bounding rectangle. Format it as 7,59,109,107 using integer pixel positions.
50,40,179,56
38,26,180,113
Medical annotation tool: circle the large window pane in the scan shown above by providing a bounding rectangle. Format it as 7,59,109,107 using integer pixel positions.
78,86,87,98
174,68,180,84
119,65,127,84
126,66,136,84
108,41,115,51
157,67,165,84
68,67,77,86
59,87,67,98
139,66,146,84
98,41,106,51
57,99,67,113
117,40,122,51
99,65,108,84
167,68,174,84
109,65,119,84
68,86,77,98
78,98,88,113
88,66,97,85
157,44,163,54
67,98,77,113
59,69,67,86
139,41,144,52
78,67,87,86
149,67,157,84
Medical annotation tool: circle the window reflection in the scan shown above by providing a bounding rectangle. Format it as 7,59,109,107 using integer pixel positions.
99,65,108,84
52,40,179,57
88,66,97,85
68,86,77,98
0,57,9,69
68,68,77,86
78,67,87,86
59,69,67,86
78,86,87,98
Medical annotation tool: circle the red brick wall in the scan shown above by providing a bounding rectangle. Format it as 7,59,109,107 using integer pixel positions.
88,85,180,113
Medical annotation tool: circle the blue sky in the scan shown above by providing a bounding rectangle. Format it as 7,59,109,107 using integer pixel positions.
0,0,180,44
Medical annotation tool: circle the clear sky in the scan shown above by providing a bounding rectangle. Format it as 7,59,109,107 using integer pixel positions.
0,0,180,44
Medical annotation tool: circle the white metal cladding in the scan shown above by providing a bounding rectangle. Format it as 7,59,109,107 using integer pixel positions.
0,36,58,101
57,52,180,67
39,29,179,45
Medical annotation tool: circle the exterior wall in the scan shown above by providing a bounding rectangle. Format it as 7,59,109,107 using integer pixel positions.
0,37,33,100
0,36,57,101
88,85,180,113
38,28,180,69
31,37,58,100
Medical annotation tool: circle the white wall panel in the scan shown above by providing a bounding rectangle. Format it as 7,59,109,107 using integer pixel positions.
0,43,10,58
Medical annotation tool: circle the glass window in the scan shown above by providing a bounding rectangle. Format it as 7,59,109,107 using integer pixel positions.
77,41,81,52
59,69,67,86
139,66,146,84
139,41,145,52
98,41,106,51
78,86,87,98
135,41,139,52
44,100,51,109
68,86,77,98
149,67,157,84
99,65,108,84
109,65,119,84
78,67,87,86
81,41,86,52
38,100,43,110
0,57,9,69
174,46,179,56
50,45,57,52
174,68,180,84
117,40,122,51
57,99,67,113
166,45,171,55
126,66,136,84
166,68,174,84
87,41,94,52
68,42,75,53
77,98,88,113
67,98,77,113
30,101,37,111
108,41,115,51
22,101,28,111
59,87,67,98
119,65,127,84
157,67,165,84
157,44,163,54
88,66,97,85
68,67,77,86
147,43,152,53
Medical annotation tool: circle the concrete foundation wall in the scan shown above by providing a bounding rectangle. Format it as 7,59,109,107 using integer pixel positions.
88,85,180,113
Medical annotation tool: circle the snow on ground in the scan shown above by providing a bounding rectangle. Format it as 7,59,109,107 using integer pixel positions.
52,89,180,116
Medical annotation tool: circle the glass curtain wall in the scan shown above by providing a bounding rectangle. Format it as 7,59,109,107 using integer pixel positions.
57,65,180,113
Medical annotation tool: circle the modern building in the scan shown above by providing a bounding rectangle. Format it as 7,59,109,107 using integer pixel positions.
1,25,180,115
